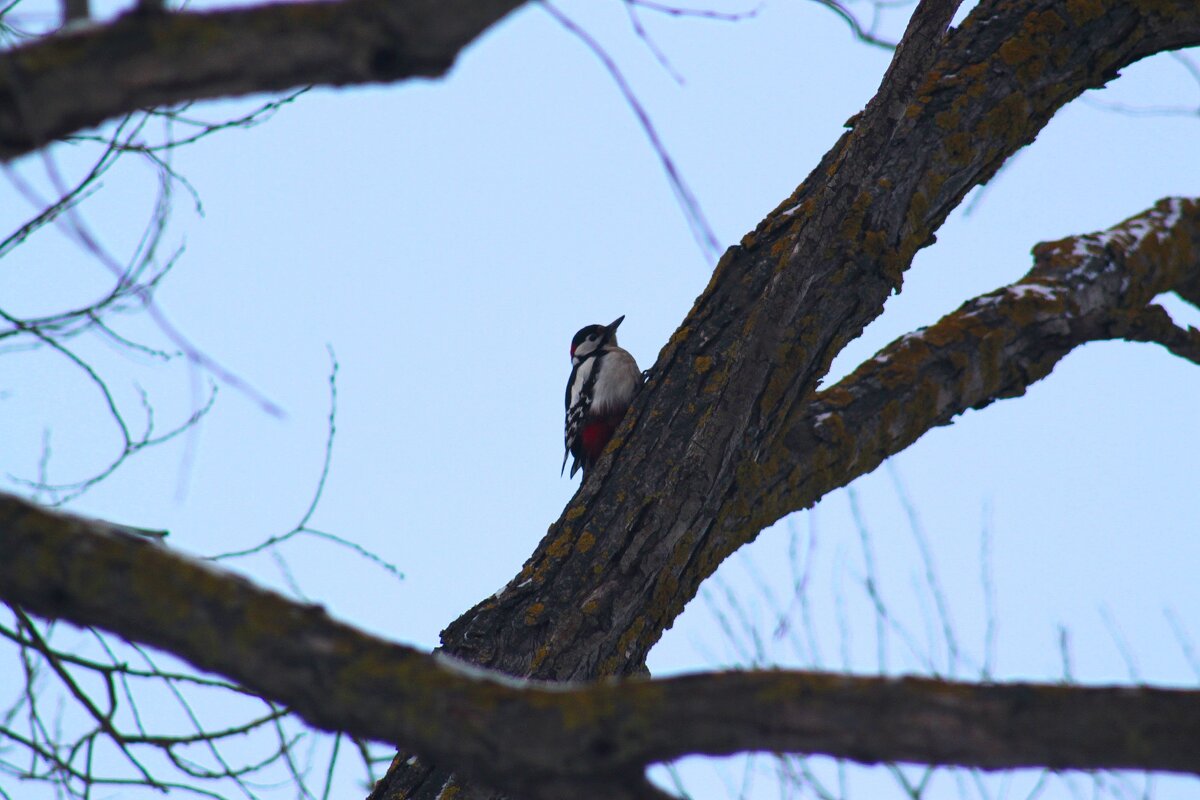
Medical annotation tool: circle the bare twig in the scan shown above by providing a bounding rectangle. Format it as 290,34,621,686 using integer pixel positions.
541,0,721,260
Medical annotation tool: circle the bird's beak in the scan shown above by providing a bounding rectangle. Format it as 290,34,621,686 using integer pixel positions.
606,315,625,335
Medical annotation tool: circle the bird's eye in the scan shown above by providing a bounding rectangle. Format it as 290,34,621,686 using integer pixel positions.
587,334,597,341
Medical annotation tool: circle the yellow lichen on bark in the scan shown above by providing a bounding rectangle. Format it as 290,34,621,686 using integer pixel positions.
862,230,887,259
546,532,572,558
1065,0,1105,24
530,645,551,671
980,93,1030,149
600,617,647,676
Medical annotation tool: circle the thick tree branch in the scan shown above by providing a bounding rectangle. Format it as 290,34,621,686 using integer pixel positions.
434,0,1200,687
0,0,524,160
4,493,1200,800
382,0,1200,789
292,0,1200,791
9,0,1200,797
753,197,1200,524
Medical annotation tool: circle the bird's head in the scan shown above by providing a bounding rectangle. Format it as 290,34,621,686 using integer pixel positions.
570,315,624,363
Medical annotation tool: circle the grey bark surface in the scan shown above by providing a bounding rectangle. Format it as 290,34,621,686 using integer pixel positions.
2,0,1200,797
4,491,1200,800
0,0,524,159
373,0,1200,795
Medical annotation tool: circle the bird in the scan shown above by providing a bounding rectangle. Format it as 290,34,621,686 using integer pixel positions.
562,315,643,478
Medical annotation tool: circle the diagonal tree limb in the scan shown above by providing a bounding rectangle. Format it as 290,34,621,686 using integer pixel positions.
3,493,1200,800
752,197,1200,526
8,0,1200,796
376,193,1200,800
434,0,1200,685
0,0,525,160
376,2,1200,795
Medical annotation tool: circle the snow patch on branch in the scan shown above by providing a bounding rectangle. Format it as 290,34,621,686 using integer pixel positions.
490,576,533,600
1008,284,1059,301
1092,198,1186,255
872,329,928,363
1070,237,1098,259
1160,196,1185,230
432,652,537,689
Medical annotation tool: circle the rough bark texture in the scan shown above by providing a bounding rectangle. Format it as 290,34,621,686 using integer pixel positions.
0,0,524,160
372,0,1200,794
431,0,1200,683
4,0,1200,797
767,197,1200,516
383,201,1200,800
2,200,1197,796
5,492,1200,800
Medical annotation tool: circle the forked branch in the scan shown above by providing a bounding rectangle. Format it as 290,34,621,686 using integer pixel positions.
753,197,1200,527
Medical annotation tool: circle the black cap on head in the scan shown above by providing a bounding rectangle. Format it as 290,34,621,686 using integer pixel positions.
570,315,626,357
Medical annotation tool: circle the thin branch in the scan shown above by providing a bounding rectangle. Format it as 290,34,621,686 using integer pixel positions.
809,0,899,49
541,0,721,259
10,607,161,788
206,349,405,582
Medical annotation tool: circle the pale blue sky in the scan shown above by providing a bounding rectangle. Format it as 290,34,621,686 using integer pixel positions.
3,1,1200,797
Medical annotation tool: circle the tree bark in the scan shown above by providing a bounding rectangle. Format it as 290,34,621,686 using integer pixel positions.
428,0,1200,682
762,198,1200,517
374,0,1200,793
4,492,1200,800
0,0,524,160
380,199,1200,800
1,197,1197,797
4,0,1200,797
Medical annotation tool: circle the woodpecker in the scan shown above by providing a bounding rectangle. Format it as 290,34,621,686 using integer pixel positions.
562,315,643,478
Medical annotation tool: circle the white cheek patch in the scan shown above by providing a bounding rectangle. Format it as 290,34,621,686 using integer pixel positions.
572,339,599,361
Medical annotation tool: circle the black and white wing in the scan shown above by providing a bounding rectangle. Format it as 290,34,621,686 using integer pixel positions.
562,357,595,477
